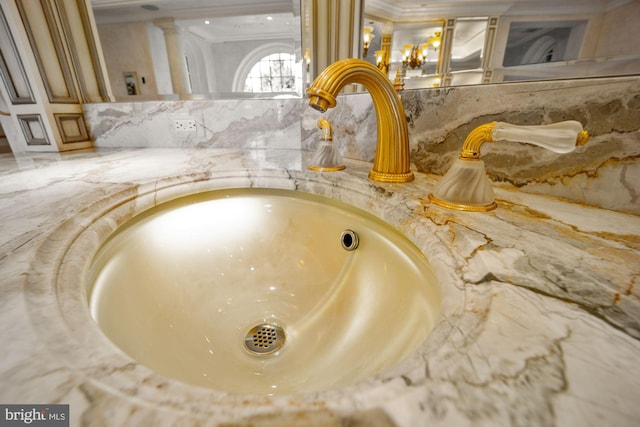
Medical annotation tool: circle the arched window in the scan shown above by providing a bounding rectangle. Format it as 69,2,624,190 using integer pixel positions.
521,35,559,64
244,52,297,93
233,43,302,94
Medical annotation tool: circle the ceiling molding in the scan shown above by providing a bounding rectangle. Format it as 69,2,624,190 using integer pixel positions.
364,0,629,22
91,0,292,24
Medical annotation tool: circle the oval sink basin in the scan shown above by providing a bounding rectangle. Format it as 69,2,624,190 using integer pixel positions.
88,188,441,395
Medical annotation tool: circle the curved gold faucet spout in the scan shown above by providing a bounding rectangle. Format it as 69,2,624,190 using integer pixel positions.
306,59,414,183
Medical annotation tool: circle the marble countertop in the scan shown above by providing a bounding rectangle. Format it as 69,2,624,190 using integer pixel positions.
1,148,638,427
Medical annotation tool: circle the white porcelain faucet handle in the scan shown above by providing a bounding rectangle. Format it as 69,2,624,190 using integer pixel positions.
493,120,589,153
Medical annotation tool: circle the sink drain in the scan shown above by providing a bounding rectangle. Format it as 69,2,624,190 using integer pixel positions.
244,323,286,355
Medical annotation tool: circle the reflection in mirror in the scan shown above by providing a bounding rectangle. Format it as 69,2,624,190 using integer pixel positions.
502,21,587,67
448,17,488,87
90,0,302,100
361,19,444,89
361,0,640,89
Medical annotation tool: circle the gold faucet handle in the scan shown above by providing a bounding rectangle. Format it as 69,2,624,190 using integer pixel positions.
460,120,589,160
317,118,333,141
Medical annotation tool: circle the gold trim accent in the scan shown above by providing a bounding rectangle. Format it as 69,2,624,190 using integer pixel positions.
393,68,405,92
459,121,497,159
428,193,497,212
576,130,589,146
368,169,414,183
306,87,337,111
308,165,346,172
307,59,414,183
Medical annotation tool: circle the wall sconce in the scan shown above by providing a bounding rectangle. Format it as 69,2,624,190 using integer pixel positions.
363,26,375,57
375,49,389,74
428,32,442,50
304,48,311,72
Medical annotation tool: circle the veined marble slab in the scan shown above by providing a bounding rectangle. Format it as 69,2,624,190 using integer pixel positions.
85,76,640,214
0,148,638,426
403,76,640,215
84,99,303,150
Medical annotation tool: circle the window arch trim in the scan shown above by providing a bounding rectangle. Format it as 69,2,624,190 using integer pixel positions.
232,42,297,92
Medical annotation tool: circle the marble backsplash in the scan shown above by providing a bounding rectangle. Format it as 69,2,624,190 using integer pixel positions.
83,75,640,215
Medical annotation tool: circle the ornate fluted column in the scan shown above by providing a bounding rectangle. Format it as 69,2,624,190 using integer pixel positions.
302,0,364,83
153,18,192,99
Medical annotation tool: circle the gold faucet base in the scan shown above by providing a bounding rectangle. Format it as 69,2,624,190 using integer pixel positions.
369,169,415,183
428,193,497,212
308,165,347,172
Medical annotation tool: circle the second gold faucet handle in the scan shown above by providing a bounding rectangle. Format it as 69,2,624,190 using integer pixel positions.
317,118,333,141
493,120,589,154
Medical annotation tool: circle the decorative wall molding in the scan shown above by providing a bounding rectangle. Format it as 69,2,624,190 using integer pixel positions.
17,113,50,145
0,4,35,104
54,0,112,103
54,112,89,143
16,0,79,103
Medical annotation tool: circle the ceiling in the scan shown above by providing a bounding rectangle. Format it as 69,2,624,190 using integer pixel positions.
90,0,296,42
90,0,293,22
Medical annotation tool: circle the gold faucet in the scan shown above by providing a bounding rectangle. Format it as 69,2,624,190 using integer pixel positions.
306,59,414,183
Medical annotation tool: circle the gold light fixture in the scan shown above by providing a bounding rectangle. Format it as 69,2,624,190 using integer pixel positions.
401,43,429,69
428,31,442,50
304,48,311,72
393,68,405,92
401,32,441,70
375,49,389,74
362,26,375,57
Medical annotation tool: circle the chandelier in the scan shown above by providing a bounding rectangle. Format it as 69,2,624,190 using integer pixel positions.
401,44,428,69
401,32,441,69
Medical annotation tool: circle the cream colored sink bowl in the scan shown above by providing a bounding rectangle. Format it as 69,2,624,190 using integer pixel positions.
88,188,441,395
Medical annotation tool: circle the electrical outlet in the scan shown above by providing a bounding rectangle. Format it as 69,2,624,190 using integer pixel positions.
174,119,197,133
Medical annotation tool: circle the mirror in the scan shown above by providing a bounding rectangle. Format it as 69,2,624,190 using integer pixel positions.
89,0,639,102
362,0,640,89
90,0,302,100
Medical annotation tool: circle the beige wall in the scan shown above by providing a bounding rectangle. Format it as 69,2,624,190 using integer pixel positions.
96,22,159,100
596,1,640,57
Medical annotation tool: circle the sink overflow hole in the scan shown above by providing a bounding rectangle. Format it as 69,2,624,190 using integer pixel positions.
244,323,286,355
341,229,359,251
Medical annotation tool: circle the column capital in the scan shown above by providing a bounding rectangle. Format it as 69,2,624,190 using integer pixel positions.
153,18,182,34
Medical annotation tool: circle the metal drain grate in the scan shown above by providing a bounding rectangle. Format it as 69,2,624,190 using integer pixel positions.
244,323,286,355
